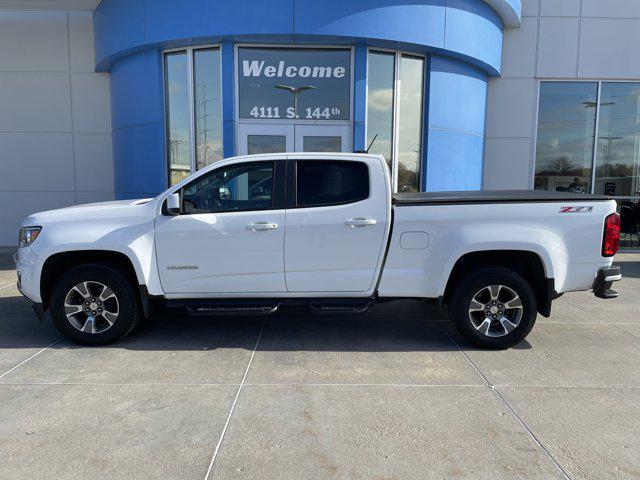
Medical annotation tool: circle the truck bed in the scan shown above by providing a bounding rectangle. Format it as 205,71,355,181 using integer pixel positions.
393,190,612,206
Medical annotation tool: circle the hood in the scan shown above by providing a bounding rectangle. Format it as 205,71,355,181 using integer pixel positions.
22,198,156,226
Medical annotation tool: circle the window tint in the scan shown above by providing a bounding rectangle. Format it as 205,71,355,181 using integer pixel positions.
296,161,369,207
181,161,274,214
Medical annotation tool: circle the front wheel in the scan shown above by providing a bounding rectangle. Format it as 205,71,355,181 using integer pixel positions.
50,263,141,345
449,267,537,349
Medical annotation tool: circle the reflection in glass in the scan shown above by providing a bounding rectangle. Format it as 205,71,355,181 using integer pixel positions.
397,55,424,193
594,83,640,197
303,136,341,152
535,82,598,193
194,48,223,171
182,162,274,214
619,200,640,248
165,52,190,186
247,135,286,155
367,51,395,170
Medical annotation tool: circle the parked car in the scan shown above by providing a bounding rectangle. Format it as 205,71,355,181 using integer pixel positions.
15,153,622,349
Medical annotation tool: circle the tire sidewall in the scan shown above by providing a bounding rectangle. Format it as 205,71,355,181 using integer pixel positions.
50,264,139,345
451,268,537,349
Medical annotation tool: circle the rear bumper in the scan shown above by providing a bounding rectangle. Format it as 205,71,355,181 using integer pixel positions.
593,266,622,299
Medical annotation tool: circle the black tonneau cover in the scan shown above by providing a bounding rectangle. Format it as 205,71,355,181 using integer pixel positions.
393,190,612,206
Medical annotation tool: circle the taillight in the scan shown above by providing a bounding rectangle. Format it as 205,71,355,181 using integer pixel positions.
602,213,621,257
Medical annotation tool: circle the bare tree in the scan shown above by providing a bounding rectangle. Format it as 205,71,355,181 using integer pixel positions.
551,156,573,174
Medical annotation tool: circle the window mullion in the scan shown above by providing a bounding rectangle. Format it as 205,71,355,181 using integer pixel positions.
391,52,401,194
187,47,197,174
590,81,602,195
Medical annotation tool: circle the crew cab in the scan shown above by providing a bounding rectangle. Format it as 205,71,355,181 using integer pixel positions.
15,153,622,349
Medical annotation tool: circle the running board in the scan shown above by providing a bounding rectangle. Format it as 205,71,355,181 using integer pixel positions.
307,299,373,315
186,302,279,316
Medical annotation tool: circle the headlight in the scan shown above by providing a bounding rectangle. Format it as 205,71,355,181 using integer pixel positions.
18,226,42,247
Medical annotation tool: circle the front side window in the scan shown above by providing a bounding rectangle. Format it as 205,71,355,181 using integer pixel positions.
181,161,274,214
164,47,223,186
367,51,425,193
296,160,369,207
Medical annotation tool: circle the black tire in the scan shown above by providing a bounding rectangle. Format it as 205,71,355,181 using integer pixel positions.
50,263,141,345
449,267,537,349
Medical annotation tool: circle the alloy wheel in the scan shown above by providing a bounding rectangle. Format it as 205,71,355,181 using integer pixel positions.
63,281,119,334
468,284,523,337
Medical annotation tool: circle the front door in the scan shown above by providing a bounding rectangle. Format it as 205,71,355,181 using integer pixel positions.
155,159,287,294
238,124,350,155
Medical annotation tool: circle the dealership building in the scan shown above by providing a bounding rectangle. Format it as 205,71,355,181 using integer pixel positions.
1,0,640,247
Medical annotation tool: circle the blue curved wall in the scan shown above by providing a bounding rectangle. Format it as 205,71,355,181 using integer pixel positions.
96,0,511,74
95,0,521,198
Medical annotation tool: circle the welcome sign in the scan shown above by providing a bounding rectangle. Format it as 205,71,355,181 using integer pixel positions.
238,48,351,120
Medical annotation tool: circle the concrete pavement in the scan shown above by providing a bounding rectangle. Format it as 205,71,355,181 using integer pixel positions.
0,253,638,479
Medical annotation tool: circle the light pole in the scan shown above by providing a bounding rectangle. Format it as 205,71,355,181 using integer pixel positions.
275,85,316,117
598,135,623,177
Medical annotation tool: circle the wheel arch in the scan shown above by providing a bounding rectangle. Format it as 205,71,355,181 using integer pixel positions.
442,249,555,317
40,250,143,311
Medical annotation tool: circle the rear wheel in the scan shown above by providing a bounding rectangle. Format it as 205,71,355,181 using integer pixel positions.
449,267,537,349
50,263,141,345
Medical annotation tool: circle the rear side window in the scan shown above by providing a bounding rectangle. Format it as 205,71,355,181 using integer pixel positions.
296,160,369,207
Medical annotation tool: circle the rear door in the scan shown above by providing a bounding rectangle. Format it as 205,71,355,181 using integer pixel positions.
284,155,390,293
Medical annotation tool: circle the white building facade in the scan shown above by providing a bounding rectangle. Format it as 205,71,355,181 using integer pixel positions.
1,0,639,248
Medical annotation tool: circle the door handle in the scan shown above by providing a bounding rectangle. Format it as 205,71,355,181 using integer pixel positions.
246,222,278,231
345,218,377,228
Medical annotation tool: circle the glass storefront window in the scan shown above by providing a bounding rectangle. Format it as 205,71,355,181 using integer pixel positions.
366,51,395,169
194,48,223,171
534,82,598,193
164,47,223,186
165,51,191,186
618,200,640,248
397,55,424,193
535,81,640,249
367,50,425,192
594,83,640,198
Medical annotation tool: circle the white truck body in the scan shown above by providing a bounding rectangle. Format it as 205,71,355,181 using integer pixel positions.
14,153,621,347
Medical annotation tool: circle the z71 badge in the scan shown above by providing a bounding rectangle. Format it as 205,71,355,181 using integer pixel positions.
560,206,594,213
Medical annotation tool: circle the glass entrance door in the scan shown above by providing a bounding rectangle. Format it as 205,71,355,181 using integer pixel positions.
238,124,350,155
294,125,349,152
238,124,294,155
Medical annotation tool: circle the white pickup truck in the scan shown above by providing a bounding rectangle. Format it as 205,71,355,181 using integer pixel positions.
15,153,622,349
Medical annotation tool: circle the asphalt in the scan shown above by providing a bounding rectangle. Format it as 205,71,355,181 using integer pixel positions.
0,251,638,480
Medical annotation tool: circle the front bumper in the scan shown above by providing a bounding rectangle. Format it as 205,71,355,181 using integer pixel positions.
593,266,622,299
13,247,41,303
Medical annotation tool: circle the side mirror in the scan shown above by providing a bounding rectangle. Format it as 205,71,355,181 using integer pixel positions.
166,192,181,215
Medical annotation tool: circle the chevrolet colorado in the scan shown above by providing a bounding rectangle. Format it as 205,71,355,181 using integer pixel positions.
15,153,622,348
